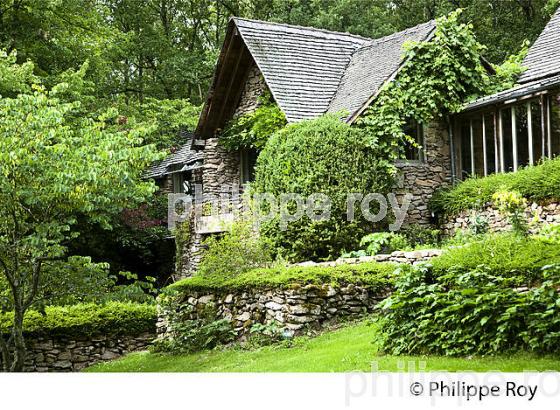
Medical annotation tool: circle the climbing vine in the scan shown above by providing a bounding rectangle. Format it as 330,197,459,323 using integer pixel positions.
220,92,287,151
356,9,527,161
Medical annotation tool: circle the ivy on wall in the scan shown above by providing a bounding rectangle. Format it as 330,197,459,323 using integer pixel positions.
356,9,527,161
220,92,287,151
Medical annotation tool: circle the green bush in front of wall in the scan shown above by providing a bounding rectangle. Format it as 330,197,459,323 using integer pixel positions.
252,114,396,262
0,302,157,338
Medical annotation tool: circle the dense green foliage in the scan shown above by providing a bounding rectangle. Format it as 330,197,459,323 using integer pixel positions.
430,157,560,215
169,261,396,293
220,93,287,151
380,232,560,356
152,296,235,354
0,302,156,338
431,233,560,281
253,115,395,262
356,10,525,160
197,218,274,280
341,232,410,258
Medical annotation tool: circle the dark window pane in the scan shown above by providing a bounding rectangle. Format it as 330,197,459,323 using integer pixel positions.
550,94,560,157
403,119,424,161
501,108,514,172
484,113,497,174
471,118,484,176
460,119,472,177
515,105,530,168
531,100,544,163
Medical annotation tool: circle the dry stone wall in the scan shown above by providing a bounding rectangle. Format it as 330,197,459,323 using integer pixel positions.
441,201,560,235
157,283,391,338
19,332,153,372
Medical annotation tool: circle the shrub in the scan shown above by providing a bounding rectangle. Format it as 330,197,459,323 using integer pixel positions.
0,302,156,338
253,115,395,262
492,189,529,235
380,263,560,356
197,217,274,279
431,233,560,283
400,224,442,247
168,261,396,294
342,232,409,258
430,157,560,216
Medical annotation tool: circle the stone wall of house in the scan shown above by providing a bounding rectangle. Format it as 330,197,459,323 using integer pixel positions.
157,283,391,338
395,121,453,227
176,65,269,278
441,201,560,236
16,332,153,372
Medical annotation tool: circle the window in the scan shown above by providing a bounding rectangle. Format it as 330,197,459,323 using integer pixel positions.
240,149,258,184
403,119,424,161
172,172,192,194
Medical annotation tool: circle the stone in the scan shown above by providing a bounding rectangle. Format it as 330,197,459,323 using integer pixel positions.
198,295,215,304
236,312,251,322
265,301,283,311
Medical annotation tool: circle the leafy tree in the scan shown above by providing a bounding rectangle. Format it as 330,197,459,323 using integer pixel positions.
0,58,161,370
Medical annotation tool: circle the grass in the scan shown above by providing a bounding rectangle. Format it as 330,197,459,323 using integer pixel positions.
85,320,560,372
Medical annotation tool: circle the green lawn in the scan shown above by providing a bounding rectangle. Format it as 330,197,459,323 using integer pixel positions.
86,321,560,372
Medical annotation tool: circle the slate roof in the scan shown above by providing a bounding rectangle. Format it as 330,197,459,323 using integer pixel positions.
518,7,560,84
233,18,371,123
463,7,560,112
196,18,437,128
327,21,436,121
144,132,203,179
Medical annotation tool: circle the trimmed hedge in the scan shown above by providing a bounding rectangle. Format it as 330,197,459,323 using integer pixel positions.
168,262,397,294
0,302,157,338
430,157,560,215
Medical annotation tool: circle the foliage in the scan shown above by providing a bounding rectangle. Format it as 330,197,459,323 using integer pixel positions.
0,302,156,338
0,50,38,97
535,223,560,245
196,218,274,280
220,93,287,151
467,210,489,235
380,262,560,356
342,232,409,258
152,294,235,354
430,157,560,216
168,261,396,294
0,74,162,370
356,10,524,161
400,224,442,247
431,233,560,283
253,114,396,262
492,189,530,235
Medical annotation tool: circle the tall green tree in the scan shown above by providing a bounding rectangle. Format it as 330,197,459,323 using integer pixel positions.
0,56,161,371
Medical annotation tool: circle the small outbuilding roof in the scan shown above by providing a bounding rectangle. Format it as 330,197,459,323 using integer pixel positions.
144,131,203,179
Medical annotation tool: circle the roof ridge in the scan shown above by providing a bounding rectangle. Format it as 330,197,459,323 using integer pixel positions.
231,17,373,42
361,20,436,50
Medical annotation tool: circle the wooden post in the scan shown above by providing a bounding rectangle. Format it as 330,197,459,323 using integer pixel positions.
512,106,518,172
541,95,546,159
527,102,534,165
499,109,505,172
494,111,499,173
547,96,553,158
482,115,488,176
470,119,475,175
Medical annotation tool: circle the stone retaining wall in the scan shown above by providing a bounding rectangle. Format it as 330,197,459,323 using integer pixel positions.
441,201,560,235
157,283,391,338
294,249,443,268
20,332,153,372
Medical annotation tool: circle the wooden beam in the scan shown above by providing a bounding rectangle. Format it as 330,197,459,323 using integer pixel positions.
541,95,546,160
469,119,475,175
512,106,518,172
493,111,499,174
499,109,505,173
482,115,488,176
547,95,553,158
217,35,247,127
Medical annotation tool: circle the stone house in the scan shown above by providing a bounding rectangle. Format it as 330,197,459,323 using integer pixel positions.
147,8,560,277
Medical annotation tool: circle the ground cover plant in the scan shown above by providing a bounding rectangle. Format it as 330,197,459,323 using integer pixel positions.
380,231,560,356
